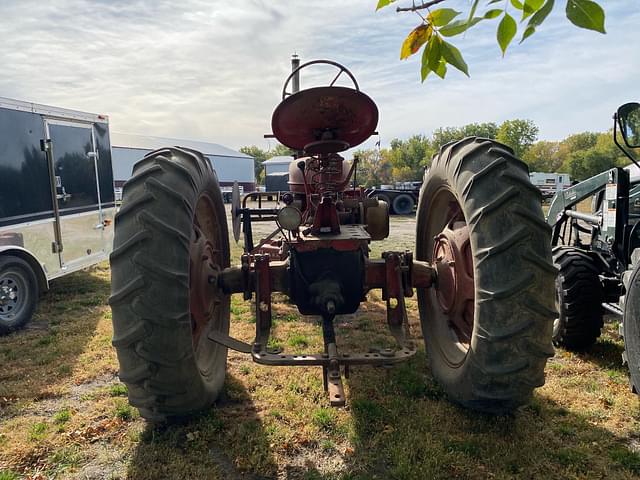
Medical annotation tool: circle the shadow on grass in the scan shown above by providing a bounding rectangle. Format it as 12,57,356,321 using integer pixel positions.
578,337,627,373
337,353,640,480
126,374,278,480
124,301,640,480
0,266,109,406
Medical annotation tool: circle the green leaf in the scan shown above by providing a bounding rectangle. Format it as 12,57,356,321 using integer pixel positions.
465,0,480,28
566,0,606,33
421,35,446,81
487,0,502,4
376,0,396,11
521,25,537,42
441,40,469,76
497,12,517,56
400,24,432,60
426,35,443,71
428,8,461,27
434,58,448,79
484,8,503,19
522,0,545,19
440,17,483,36
510,0,524,10
520,0,554,43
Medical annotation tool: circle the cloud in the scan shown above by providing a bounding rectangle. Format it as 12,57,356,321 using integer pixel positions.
0,0,637,152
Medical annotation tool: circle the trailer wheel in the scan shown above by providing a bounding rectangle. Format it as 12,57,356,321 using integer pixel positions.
392,193,415,215
109,147,230,422
552,247,603,350
620,248,640,394
0,255,38,334
416,137,556,413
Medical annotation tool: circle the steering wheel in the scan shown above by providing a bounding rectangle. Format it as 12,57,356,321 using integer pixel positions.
281,60,360,100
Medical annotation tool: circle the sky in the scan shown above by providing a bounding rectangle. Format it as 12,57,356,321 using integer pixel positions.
0,0,638,153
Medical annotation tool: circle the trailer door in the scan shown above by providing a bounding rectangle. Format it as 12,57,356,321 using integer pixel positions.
45,119,106,269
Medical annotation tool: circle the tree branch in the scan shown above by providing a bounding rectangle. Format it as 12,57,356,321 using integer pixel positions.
396,0,447,13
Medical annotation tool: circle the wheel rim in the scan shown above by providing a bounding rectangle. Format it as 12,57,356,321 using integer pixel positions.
0,270,29,323
422,187,475,365
395,196,413,214
189,193,225,360
553,275,562,338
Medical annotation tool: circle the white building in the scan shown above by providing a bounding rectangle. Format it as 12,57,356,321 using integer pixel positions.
262,156,293,175
111,132,255,191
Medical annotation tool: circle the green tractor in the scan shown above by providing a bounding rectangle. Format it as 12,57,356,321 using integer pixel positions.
548,102,640,392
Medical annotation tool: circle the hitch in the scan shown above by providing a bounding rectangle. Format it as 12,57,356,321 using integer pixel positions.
209,250,432,406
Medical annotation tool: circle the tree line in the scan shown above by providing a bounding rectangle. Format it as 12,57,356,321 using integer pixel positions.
241,119,628,186
355,120,629,186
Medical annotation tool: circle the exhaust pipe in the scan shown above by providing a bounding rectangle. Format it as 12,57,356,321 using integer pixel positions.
291,54,300,94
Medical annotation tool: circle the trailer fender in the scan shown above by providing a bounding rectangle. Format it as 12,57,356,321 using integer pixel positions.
0,246,49,294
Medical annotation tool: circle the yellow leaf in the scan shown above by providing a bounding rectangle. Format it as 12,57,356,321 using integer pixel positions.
400,24,432,60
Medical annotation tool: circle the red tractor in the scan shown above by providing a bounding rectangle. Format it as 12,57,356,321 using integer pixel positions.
109,61,556,422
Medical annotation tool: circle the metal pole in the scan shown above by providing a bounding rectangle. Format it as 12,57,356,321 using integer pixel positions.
291,54,300,94
43,140,64,256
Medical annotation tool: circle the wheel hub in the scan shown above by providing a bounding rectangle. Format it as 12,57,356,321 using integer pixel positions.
190,224,221,345
0,279,19,315
433,219,475,344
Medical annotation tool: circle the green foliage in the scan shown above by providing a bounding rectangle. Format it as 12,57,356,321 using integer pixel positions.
311,407,337,431
432,122,498,147
609,446,640,474
377,0,606,82
355,121,505,186
28,422,47,441
109,383,128,397
0,471,20,480
240,145,269,184
566,0,606,33
114,400,134,421
240,144,293,185
497,13,517,56
355,117,626,186
53,408,71,424
521,130,627,180
496,119,539,158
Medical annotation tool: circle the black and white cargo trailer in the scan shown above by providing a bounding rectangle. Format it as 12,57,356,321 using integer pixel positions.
0,97,115,333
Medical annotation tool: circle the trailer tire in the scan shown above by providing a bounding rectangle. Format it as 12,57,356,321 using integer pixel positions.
0,255,38,334
392,193,415,215
109,147,230,422
620,248,640,394
552,247,603,350
416,137,556,414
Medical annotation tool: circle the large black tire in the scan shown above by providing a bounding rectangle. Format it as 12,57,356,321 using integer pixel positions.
416,137,556,413
109,147,230,422
0,255,38,334
552,247,603,350
620,249,640,394
392,193,415,215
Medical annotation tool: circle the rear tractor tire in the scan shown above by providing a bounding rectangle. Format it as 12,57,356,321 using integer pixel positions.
620,249,640,394
416,137,556,413
552,247,603,350
109,147,231,422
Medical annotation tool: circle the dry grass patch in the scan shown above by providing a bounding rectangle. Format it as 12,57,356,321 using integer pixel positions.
1,217,640,478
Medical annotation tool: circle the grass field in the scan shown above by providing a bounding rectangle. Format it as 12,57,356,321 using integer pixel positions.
1,213,640,479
